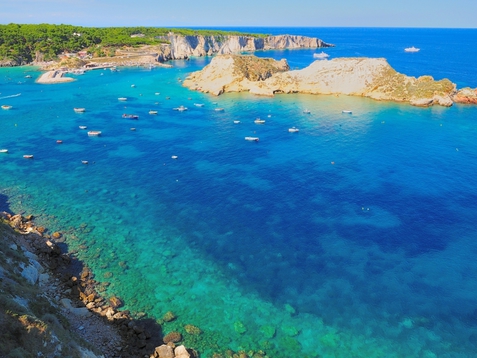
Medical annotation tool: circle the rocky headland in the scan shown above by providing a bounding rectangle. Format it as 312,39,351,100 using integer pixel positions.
183,55,477,108
162,34,333,61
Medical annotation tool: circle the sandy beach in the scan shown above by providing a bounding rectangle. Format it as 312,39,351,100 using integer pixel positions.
37,70,75,84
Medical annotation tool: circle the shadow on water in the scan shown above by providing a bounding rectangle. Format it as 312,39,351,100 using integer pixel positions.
0,193,11,213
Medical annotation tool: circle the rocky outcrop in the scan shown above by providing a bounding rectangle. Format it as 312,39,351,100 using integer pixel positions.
452,87,477,104
163,34,332,61
183,55,458,107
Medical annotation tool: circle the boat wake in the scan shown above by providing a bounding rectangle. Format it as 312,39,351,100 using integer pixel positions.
0,93,21,100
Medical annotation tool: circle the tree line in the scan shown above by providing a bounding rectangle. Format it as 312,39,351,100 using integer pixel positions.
0,23,266,63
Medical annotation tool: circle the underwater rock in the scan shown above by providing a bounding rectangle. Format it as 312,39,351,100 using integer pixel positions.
184,324,202,335
163,311,177,322
163,331,182,344
260,325,276,339
233,321,247,334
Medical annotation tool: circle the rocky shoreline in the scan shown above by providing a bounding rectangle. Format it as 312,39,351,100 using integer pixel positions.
0,212,199,358
183,55,477,108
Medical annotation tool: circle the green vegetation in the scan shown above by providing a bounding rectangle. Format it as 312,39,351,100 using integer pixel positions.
0,23,267,64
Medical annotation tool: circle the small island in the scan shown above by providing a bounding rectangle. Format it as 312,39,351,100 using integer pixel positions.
183,54,477,107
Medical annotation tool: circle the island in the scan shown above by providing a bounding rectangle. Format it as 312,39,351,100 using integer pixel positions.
183,54,477,107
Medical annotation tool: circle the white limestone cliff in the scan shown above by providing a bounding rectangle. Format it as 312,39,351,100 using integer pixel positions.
162,34,332,61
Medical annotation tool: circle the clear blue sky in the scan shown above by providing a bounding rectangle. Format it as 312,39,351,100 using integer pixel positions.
1,0,476,28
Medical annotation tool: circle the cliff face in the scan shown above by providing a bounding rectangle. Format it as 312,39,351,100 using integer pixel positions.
163,34,332,61
183,55,458,107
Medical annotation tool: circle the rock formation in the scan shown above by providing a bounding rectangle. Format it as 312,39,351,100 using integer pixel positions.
183,55,459,107
159,34,332,61
452,87,477,104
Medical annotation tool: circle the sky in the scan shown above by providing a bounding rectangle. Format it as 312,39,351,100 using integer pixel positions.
1,0,476,28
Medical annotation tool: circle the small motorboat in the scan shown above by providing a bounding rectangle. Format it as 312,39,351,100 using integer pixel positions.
171,155,178,159
313,51,330,59
74,107,86,113
303,109,311,114
25,75,32,78
155,92,160,95
194,103,204,107
131,84,136,88
122,114,139,119
81,160,89,164
254,118,265,124
130,128,136,131
404,46,420,52
87,131,102,136
23,155,34,159
214,108,224,112
173,106,188,112
56,140,63,144
1,105,12,110
79,126,87,130
233,120,241,124
149,110,158,115
288,127,299,133
342,110,352,114
245,137,259,142
118,97,127,101
0,149,8,153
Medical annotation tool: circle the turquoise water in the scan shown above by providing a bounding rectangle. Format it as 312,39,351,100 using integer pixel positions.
2,28,477,357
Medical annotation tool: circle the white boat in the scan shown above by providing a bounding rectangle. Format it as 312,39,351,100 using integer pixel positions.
173,106,188,111
288,127,299,133
74,107,86,113
313,51,330,59
214,108,224,112
87,131,102,136
130,128,136,131
194,103,204,107
25,75,32,78
82,160,89,164
23,155,34,159
155,92,160,95
118,97,127,101
149,110,158,115
79,125,87,130
245,137,259,142
404,46,420,52
303,109,311,114
254,118,265,124
131,84,136,88
1,105,12,110
171,155,178,159
342,110,352,114
233,120,241,124
0,149,8,153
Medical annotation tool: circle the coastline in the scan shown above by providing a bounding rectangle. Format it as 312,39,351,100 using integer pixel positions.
0,211,197,358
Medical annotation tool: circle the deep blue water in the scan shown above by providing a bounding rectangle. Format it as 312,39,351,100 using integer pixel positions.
1,28,477,357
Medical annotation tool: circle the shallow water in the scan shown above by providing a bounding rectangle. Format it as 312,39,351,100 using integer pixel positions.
2,28,477,357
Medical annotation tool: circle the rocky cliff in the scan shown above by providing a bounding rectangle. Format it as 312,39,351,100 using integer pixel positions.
183,55,459,107
158,34,332,61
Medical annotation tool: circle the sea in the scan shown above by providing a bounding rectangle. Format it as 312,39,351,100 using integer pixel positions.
1,27,477,357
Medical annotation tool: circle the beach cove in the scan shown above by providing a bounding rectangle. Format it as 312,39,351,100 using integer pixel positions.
2,27,477,357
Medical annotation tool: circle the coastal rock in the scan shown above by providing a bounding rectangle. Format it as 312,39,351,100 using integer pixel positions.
174,345,190,358
184,55,289,96
184,55,457,107
155,344,174,358
453,87,477,104
166,34,332,61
